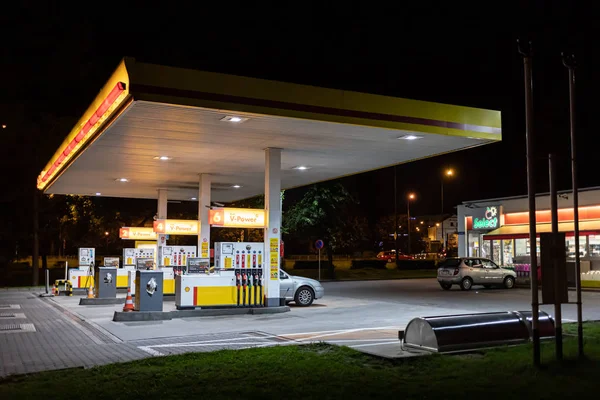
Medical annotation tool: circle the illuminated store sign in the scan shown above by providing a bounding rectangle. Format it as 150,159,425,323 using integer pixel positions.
472,206,500,230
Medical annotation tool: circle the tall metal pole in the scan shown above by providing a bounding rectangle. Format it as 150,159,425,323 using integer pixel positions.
441,179,444,248
518,40,541,366
407,199,411,255
563,53,584,357
318,248,321,282
32,188,40,287
549,154,563,362
395,166,398,262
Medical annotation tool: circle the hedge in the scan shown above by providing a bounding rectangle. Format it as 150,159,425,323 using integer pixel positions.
350,260,389,269
396,260,437,270
292,260,334,270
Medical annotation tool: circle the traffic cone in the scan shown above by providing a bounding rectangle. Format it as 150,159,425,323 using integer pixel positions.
123,287,135,312
87,285,94,299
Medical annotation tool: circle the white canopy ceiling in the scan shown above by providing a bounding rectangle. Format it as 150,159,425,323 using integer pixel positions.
46,100,494,202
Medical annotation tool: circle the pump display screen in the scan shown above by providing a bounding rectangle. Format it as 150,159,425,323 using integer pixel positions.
136,258,154,270
187,258,210,274
221,243,234,254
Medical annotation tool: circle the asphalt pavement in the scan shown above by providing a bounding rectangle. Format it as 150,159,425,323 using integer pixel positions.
3,279,600,376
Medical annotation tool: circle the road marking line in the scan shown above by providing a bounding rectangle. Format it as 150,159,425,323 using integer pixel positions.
281,326,399,340
138,346,164,356
322,339,396,343
297,327,399,341
149,336,281,348
349,341,399,348
151,342,278,347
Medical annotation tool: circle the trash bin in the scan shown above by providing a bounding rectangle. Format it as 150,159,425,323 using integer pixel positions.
94,267,117,298
134,270,163,311
402,311,554,353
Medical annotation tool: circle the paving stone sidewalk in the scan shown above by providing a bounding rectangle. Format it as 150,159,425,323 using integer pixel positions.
0,291,148,377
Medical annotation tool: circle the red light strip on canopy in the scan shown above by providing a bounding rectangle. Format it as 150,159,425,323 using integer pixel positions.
38,82,126,186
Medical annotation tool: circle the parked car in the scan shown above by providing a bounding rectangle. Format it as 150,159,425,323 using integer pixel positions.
279,270,324,306
376,250,413,262
437,257,517,291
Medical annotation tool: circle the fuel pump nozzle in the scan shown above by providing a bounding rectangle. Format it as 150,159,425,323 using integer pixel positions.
247,269,253,306
258,270,263,307
242,270,247,307
253,269,258,307
235,269,241,307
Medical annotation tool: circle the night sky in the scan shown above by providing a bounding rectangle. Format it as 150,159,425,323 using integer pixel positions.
1,3,596,226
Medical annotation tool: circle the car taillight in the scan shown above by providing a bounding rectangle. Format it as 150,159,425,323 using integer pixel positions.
454,268,459,275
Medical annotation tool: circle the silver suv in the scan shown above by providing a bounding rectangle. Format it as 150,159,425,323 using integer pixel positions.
437,257,516,291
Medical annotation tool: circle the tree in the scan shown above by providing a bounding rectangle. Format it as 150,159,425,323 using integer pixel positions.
375,214,427,254
283,183,368,275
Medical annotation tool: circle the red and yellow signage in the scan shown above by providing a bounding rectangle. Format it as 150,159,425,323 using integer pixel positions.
153,219,199,235
119,227,157,240
37,61,130,191
209,208,265,228
504,206,600,226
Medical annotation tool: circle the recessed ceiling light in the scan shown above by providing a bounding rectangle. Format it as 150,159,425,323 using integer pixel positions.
232,185,242,189
292,166,311,170
95,192,101,196
191,197,197,200
116,178,129,182
220,116,248,123
397,135,423,140
153,156,172,161
1,124,6,129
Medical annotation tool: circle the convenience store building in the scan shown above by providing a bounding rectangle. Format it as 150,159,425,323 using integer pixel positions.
457,187,600,272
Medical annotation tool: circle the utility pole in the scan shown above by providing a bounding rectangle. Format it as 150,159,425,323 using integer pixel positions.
563,52,584,357
407,193,415,255
32,187,40,286
549,154,563,362
441,179,444,247
394,166,398,262
518,39,541,367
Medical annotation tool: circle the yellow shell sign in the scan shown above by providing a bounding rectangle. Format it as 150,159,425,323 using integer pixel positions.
209,208,265,228
119,227,157,240
153,219,199,235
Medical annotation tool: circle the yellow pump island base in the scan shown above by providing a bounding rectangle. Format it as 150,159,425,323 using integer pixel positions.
176,270,238,308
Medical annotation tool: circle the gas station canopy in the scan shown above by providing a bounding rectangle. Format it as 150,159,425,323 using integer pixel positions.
38,58,501,201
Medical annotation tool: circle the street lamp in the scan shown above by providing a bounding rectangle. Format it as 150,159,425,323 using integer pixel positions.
441,168,455,249
407,193,416,254
104,231,109,252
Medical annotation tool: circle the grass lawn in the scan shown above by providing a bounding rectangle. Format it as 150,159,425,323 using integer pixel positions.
290,268,437,281
2,323,600,399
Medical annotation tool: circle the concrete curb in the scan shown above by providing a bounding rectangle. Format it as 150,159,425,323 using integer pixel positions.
1,286,46,291
79,297,127,305
112,306,290,322
515,284,600,292
314,276,437,283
